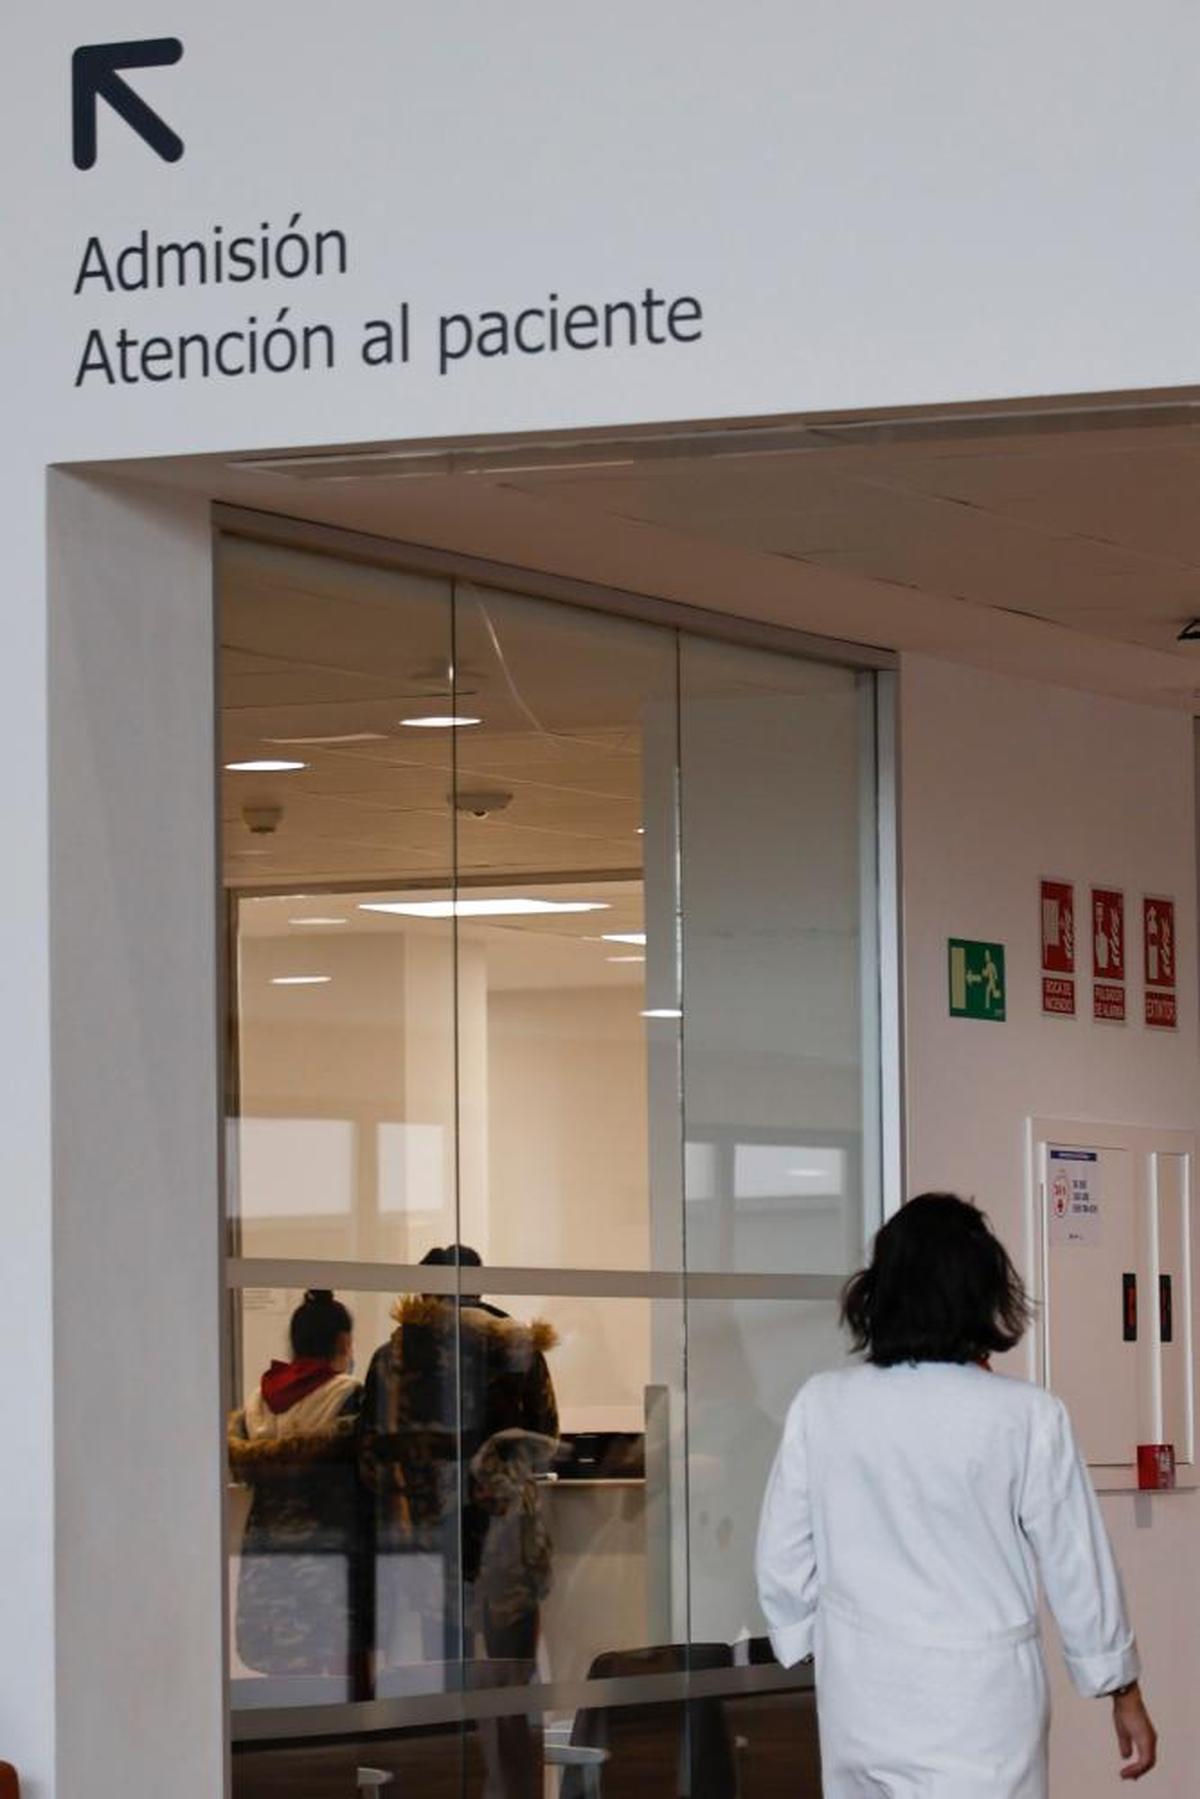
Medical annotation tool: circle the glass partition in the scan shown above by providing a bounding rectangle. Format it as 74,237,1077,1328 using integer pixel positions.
678,635,875,1275
219,530,886,1794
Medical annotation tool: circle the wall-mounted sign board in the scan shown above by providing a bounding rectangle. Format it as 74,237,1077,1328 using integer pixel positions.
1144,895,1178,1030
948,939,1006,1021
1040,878,1076,1016
1029,1117,1198,1484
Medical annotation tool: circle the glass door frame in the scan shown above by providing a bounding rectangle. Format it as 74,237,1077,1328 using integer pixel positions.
216,506,903,1747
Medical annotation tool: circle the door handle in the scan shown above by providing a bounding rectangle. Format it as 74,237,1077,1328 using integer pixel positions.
1123,1273,1138,1342
1159,1273,1174,1345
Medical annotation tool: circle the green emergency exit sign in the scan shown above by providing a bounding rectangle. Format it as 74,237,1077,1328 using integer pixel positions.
948,939,1006,1021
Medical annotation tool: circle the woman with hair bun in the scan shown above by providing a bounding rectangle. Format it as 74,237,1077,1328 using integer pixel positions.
756,1193,1157,1795
229,1289,367,1682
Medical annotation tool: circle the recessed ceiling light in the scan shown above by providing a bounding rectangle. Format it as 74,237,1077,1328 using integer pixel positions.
226,759,308,773
400,716,482,729
636,827,646,835
360,898,610,920
607,955,646,964
271,975,332,986
641,1008,682,1020
603,932,647,947
289,916,348,926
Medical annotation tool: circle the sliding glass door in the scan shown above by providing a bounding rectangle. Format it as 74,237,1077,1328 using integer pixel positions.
219,528,889,1796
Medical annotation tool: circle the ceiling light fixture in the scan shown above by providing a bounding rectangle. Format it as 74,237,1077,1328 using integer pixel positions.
607,955,646,964
360,899,611,920
400,715,482,729
289,916,348,926
271,975,332,986
603,932,647,947
641,1007,682,1020
226,758,308,773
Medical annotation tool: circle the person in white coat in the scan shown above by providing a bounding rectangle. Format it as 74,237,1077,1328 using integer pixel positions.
756,1192,1157,1795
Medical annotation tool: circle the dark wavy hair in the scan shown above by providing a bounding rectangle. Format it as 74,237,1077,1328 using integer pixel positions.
841,1193,1032,1366
289,1289,352,1360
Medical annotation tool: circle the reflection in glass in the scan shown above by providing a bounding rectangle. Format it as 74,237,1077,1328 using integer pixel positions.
220,530,880,1795
686,1298,844,1647
453,583,679,1274
233,1727,470,1797
228,1288,683,1692
228,1289,367,1704
678,637,877,1273
222,539,457,1266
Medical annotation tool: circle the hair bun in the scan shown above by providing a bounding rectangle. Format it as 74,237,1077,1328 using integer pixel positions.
303,1288,334,1305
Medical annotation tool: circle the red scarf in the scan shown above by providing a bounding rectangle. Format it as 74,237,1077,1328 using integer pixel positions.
260,1357,338,1415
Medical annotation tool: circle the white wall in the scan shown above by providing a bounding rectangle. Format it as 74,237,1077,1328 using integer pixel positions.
488,985,650,1273
488,983,652,1427
47,477,225,1799
901,653,1200,1798
0,491,55,1794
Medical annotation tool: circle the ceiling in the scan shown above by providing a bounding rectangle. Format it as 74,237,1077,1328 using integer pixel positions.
104,391,1200,726
219,532,851,890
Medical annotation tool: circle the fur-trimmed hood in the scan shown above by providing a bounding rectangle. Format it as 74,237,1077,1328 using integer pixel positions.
359,1293,561,1550
389,1294,558,1364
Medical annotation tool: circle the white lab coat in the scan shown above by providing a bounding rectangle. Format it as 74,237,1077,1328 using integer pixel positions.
756,1362,1139,1798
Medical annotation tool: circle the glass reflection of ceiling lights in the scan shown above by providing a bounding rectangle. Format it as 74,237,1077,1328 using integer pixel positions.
359,898,611,920
225,758,308,773
399,715,482,729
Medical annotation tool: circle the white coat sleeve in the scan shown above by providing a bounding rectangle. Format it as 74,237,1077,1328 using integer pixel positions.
1019,1395,1140,1697
755,1389,818,1667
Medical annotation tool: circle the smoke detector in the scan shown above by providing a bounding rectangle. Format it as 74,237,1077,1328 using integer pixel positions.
243,802,284,835
452,790,513,819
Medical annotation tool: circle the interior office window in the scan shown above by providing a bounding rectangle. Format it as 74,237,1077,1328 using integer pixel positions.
452,583,680,1274
218,526,885,1793
677,635,877,1275
225,1282,684,1706
222,541,457,1268
685,1295,844,1646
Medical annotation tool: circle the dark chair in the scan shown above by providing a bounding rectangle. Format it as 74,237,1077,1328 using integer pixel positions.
562,1643,737,1799
0,1764,16,1799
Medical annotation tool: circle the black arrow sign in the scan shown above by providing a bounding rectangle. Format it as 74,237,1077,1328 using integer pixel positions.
72,38,184,171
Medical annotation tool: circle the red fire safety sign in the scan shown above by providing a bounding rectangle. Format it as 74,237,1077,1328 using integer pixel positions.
1040,878,1075,1015
1091,887,1125,1023
1144,896,1177,1030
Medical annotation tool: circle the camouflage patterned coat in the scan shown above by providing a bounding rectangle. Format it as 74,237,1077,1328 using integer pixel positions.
359,1298,559,1632
229,1373,367,1677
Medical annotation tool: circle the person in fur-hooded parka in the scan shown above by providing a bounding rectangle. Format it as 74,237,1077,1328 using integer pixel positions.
359,1265,559,1664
